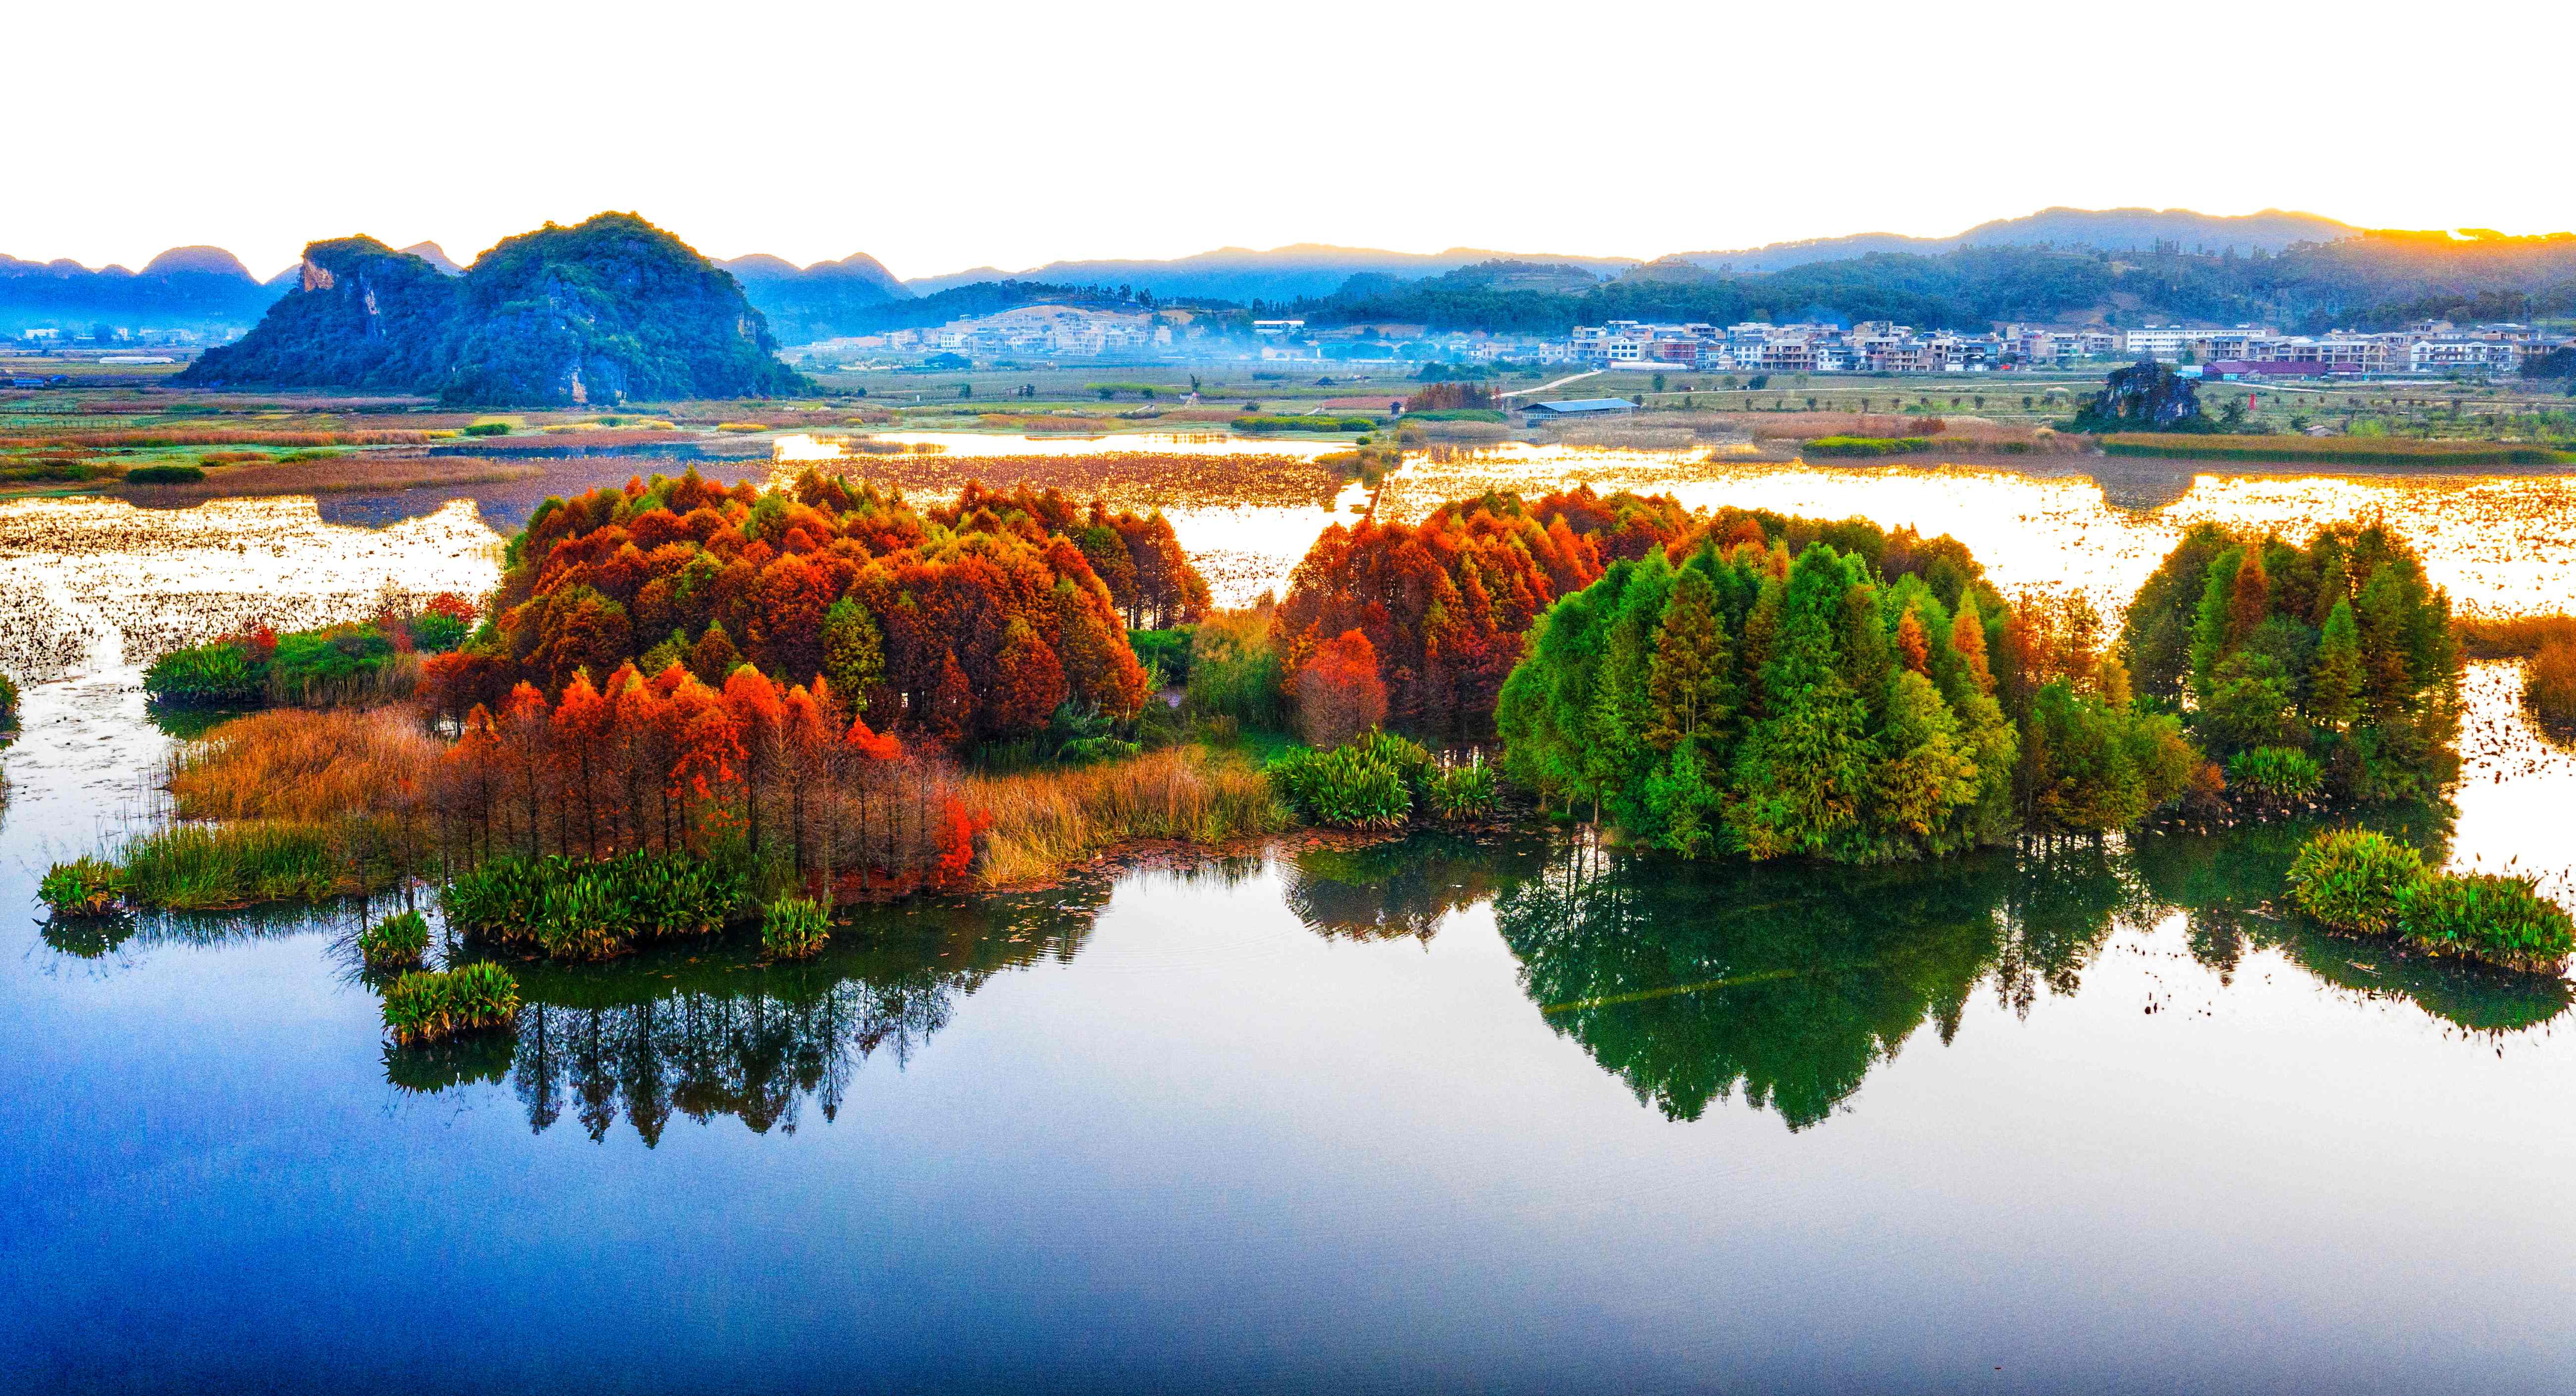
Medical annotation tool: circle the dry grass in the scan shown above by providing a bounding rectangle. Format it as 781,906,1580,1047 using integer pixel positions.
120,454,541,498
168,707,438,822
2457,614,2576,660
2524,640,2576,730
967,746,1285,889
805,449,1340,511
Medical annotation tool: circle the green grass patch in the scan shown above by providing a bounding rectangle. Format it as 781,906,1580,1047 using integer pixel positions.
382,962,521,1046
1803,435,1932,458
118,820,382,909
1233,415,1378,433
358,909,430,971
2287,828,2575,973
123,463,207,484
1267,729,1433,829
39,857,126,916
440,851,747,961
760,894,830,960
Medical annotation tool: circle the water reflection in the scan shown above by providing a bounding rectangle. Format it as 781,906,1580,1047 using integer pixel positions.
383,889,1104,1141
1475,818,2563,1131
1280,834,1538,944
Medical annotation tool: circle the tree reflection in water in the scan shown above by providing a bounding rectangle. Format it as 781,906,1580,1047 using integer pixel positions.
1279,834,1543,945
1437,811,2563,1131
383,888,1106,1141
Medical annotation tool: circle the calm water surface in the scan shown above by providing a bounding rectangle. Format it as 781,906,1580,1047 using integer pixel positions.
2,462,2575,1394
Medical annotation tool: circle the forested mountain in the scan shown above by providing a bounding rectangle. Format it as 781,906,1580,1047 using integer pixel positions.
181,213,808,405
1285,231,2576,335
0,246,284,335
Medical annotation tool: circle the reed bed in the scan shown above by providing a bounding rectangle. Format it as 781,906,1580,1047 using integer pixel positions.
805,449,1339,511
117,819,399,910
967,747,1286,888
168,708,438,822
22,429,434,448
2102,433,2572,466
2455,614,2576,660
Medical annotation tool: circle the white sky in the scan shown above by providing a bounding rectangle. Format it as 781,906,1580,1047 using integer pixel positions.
16,0,2571,279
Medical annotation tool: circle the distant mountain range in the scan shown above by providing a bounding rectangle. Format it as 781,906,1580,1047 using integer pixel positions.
901,243,1644,304
1671,207,2362,272
13,208,2572,349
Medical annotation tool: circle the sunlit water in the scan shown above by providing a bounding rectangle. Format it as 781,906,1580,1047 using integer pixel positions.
1,463,2575,1392
779,434,2576,618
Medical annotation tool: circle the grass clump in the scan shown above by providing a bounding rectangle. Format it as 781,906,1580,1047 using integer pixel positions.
440,851,745,961
1421,755,1500,821
760,895,830,960
2393,872,2576,975
2287,828,2576,973
357,909,430,971
122,462,207,484
2227,746,2324,809
2287,830,2428,935
39,857,126,916
382,962,520,1046
1268,729,1431,830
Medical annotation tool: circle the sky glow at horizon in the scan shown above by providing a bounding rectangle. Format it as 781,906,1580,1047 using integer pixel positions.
16,0,2571,279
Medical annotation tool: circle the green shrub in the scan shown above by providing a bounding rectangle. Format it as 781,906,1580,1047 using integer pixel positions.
403,610,471,654
382,962,521,1046
39,857,126,916
357,909,430,971
1268,729,1431,829
761,894,830,960
123,463,208,484
264,624,400,704
2228,746,2324,807
461,422,511,437
144,641,263,706
1127,626,1194,684
2395,872,2576,974
2286,829,2428,935
1422,757,1499,821
0,670,18,729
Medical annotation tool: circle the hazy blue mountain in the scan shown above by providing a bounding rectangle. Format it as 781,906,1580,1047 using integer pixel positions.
1677,207,2361,272
903,243,1638,304
719,251,911,342
0,244,283,334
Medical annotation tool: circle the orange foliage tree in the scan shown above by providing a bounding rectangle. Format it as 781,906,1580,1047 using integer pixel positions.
1294,630,1389,747
429,661,979,901
1272,486,1693,742
472,470,1190,749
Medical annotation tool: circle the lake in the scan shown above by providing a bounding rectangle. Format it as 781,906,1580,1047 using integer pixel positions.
2,443,2575,1393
